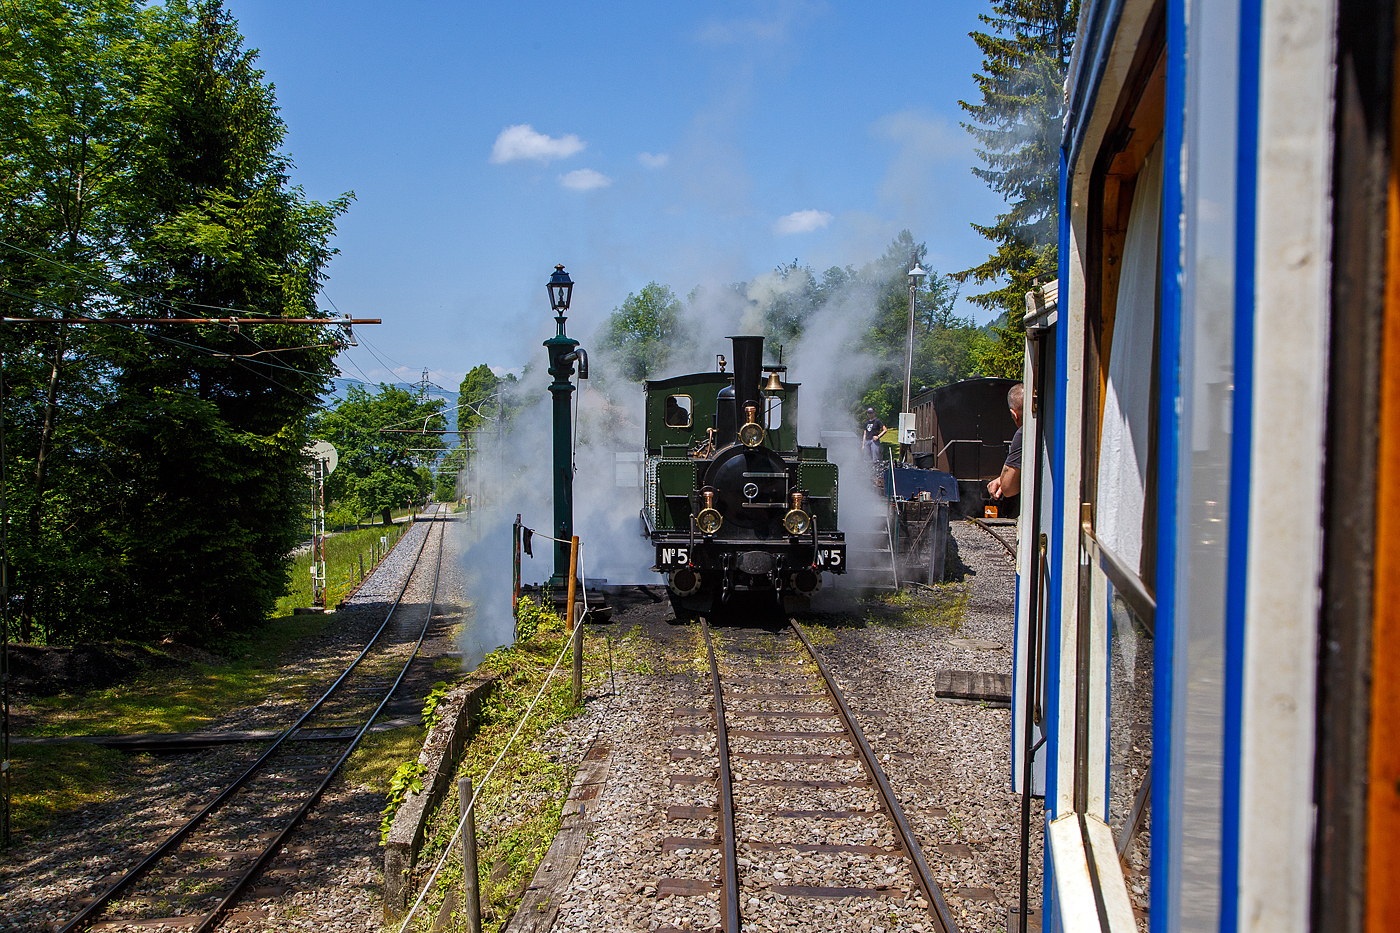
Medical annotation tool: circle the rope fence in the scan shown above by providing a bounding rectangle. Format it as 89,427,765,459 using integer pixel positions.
396,535,592,932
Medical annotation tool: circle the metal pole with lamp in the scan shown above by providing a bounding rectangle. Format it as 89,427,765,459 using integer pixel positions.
543,265,588,593
901,262,927,464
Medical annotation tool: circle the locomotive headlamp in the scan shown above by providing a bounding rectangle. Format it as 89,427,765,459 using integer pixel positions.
783,509,811,536
739,404,765,448
696,489,723,535
784,491,810,536
697,508,723,535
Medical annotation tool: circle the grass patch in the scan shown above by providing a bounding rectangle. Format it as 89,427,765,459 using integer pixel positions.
862,585,969,630
396,602,608,932
798,621,840,648
343,725,429,792
6,743,128,838
24,611,333,738
279,522,410,611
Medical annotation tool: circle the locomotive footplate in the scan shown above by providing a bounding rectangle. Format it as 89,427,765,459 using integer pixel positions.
652,534,846,575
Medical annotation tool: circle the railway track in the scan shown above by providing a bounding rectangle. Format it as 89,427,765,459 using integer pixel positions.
56,505,452,933
965,516,1017,559
662,617,959,933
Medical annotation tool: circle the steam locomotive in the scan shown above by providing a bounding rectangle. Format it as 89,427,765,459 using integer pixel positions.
640,335,845,617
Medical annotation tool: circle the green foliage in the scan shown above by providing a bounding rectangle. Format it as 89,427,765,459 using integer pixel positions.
955,0,1078,375
0,0,349,644
381,758,425,842
596,282,686,382
421,680,452,731
972,317,1029,379
513,595,563,643
311,384,445,521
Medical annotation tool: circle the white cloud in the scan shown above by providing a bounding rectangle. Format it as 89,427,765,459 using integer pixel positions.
559,168,612,191
773,209,833,236
695,1,821,44
489,124,585,164
637,152,670,169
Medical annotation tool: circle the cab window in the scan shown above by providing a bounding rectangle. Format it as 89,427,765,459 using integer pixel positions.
664,395,692,428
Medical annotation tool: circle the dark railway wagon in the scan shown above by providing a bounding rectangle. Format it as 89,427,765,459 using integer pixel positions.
911,376,1019,519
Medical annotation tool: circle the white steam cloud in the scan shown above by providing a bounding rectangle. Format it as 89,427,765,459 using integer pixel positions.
559,168,612,191
773,209,833,236
637,152,670,169
490,124,586,164
452,254,900,666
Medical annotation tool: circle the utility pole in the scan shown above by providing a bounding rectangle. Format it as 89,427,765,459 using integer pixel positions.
902,262,927,464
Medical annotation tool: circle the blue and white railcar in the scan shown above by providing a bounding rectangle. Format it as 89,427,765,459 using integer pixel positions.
1012,1,1400,931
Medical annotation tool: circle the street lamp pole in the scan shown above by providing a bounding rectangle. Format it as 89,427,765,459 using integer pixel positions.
543,265,587,591
902,262,927,464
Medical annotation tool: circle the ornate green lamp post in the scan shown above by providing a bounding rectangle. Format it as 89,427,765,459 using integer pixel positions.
543,264,587,590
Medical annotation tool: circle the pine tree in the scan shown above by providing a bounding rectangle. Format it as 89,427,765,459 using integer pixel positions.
955,0,1078,377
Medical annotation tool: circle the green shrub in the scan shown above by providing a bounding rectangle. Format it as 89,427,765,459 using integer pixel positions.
514,596,563,643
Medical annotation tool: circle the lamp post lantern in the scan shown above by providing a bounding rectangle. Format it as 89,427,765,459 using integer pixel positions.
543,265,587,591
902,262,927,463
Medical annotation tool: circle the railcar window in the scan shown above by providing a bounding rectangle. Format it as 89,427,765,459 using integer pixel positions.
664,395,692,428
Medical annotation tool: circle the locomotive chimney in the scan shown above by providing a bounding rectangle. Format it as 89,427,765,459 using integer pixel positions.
729,335,765,413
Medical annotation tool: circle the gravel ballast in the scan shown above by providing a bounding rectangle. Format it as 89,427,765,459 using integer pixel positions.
542,520,1037,933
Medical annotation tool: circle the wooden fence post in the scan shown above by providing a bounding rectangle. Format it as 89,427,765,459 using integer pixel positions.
567,536,581,707
460,776,481,933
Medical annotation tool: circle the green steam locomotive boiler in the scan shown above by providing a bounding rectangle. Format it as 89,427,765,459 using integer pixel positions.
640,335,846,616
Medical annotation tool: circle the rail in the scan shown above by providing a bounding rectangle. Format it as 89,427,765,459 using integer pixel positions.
966,516,1018,558
790,620,959,933
701,620,742,932
58,506,450,932
693,616,959,933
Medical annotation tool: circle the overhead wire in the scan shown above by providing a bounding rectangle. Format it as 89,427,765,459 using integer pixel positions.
0,239,348,376
3,238,287,320
0,289,327,406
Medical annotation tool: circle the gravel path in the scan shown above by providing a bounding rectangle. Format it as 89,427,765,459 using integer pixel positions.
0,509,469,933
545,520,1037,933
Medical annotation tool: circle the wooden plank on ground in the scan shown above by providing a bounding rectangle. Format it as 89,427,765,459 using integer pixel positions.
934,670,1013,706
505,740,612,933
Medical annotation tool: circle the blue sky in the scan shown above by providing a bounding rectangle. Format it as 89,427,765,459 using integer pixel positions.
224,1,1009,389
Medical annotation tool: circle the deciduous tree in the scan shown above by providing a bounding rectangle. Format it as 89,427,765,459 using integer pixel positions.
596,282,686,383
312,385,445,525
0,0,349,642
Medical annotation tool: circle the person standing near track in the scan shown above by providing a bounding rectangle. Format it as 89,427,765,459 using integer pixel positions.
861,407,885,461
988,383,1024,500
